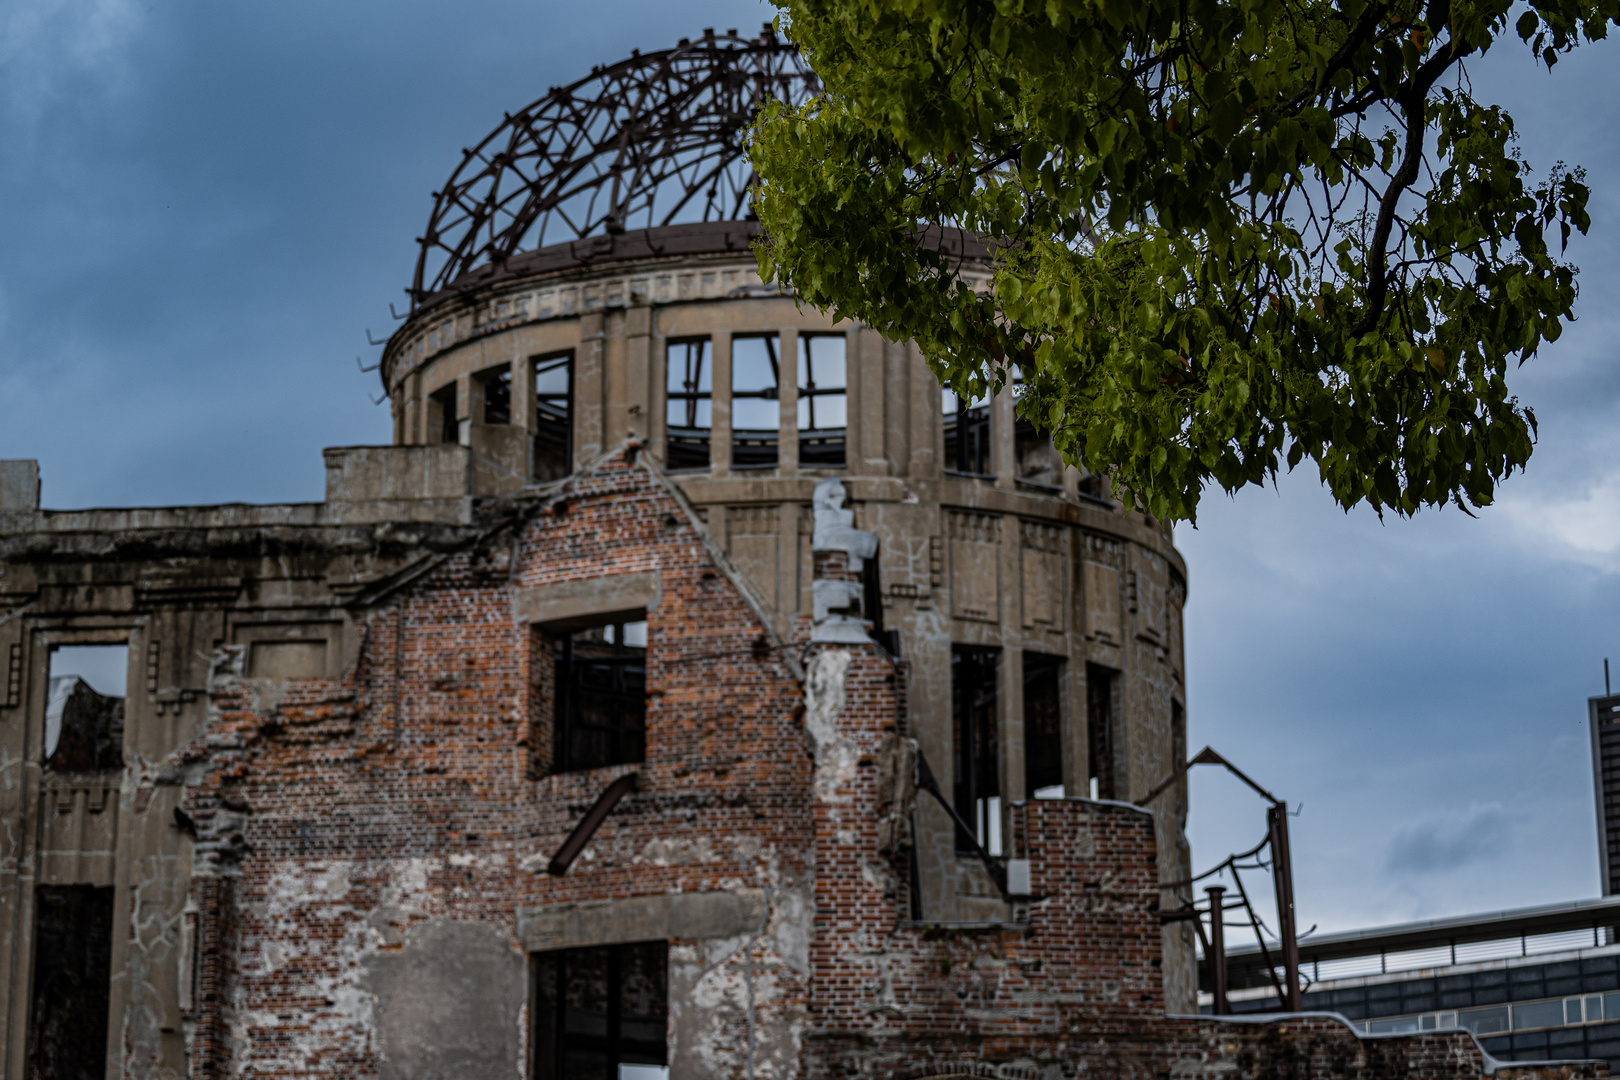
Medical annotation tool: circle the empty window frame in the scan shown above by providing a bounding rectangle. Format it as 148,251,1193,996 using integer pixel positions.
27,885,115,1080
1023,652,1064,798
46,644,126,772
952,646,1001,855
430,382,459,444
534,352,573,482
731,335,781,468
942,387,992,476
532,941,668,1080
797,334,847,466
555,621,647,773
1086,664,1118,800
482,366,512,425
665,340,712,470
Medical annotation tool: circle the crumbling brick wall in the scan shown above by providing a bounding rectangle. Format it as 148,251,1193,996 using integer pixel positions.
174,451,815,1079
140,450,1605,1080
795,627,1606,1080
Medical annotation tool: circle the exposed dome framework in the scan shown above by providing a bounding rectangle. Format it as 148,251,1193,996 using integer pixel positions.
410,27,817,311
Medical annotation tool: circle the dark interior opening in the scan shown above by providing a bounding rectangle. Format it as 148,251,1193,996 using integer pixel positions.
952,646,1000,854
1023,652,1064,797
555,621,647,773
943,389,992,476
482,367,512,425
1086,663,1117,800
534,353,574,482
532,941,668,1080
27,884,114,1080
430,382,458,444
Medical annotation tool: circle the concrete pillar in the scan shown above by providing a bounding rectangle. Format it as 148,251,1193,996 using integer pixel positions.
856,328,887,476
711,330,732,477
512,353,536,481
882,337,911,477
992,384,1015,491
575,311,605,461
602,310,629,446
456,372,478,445
909,344,939,479
778,327,799,475
1063,462,1081,502
624,304,652,442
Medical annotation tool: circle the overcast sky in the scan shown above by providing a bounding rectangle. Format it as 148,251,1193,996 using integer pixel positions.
3,0,1616,942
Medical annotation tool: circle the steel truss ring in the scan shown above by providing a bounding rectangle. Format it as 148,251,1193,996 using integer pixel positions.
410,26,817,310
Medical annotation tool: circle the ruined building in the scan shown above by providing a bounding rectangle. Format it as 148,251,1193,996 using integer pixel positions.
0,28,1602,1080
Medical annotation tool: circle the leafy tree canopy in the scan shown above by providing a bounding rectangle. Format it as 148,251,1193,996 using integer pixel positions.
748,0,1612,521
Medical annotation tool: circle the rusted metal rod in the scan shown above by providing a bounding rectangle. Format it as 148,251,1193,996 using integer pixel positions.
1207,885,1229,1015
1268,802,1304,1011
548,771,639,875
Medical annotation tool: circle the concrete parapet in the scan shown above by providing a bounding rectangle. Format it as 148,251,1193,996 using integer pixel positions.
323,443,471,503
320,443,475,523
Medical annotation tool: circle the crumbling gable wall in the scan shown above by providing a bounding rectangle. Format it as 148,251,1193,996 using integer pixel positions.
178,448,813,1079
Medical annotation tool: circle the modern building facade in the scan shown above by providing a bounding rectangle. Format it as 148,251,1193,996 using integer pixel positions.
1206,896,1620,1069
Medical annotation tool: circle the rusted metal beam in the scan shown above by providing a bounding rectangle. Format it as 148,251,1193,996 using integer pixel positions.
547,771,639,876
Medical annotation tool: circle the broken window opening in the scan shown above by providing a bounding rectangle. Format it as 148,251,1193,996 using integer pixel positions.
942,387,992,477
1086,663,1118,800
430,382,459,445
27,884,115,1080
482,367,512,425
555,620,647,773
532,940,668,1080
861,556,886,646
45,645,126,772
1077,471,1110,503
534,352,574,482
665,340,711,470
1023,652,1065,798
797,334,846,467
731,335,780,468
952,646,1001,855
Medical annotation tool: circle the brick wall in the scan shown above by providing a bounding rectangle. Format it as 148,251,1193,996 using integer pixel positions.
159,450,1603,1080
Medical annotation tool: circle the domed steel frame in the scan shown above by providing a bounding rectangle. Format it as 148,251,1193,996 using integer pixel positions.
409,26,817,311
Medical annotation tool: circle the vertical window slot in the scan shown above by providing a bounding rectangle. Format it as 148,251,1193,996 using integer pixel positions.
665,340,712,470
952,646,1001,854
731,335,780,468
797,334,847,466
1023,652,1065,798
534,353,574,481
943,387,992,476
